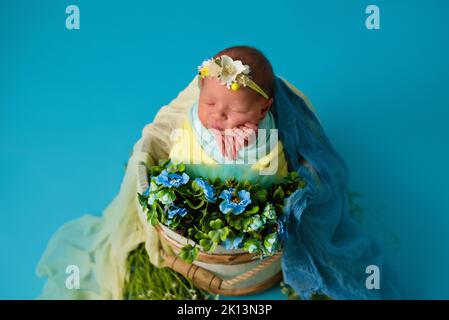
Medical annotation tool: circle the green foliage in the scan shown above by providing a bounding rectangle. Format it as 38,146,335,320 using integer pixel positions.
123,243,216,300
179,245,199,264
137,160,306,264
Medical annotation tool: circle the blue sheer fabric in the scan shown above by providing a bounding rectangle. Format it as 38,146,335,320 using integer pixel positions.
273,77,400,299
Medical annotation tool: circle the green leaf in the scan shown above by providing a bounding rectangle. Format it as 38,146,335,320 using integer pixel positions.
208,227,229,243
191,180,201,192
166,161,185,173
184,198,205,210
241,180,252,190
262,203,277,220
147,205,158,226
156,189,176,205
176,162,185,172
242,216,252,231
158,159,170,167
199,239,217,252
194,230,209,240
243,239,260,254
137,193,147,207
224,178,238,188
159,210,165,224
187,228,196,238
273,186,285,202
254,190,268,203
263,233,278,254
247,214,264,232
244,205,259,215
179,244,199,264
209,218,223,230
229,218,243,231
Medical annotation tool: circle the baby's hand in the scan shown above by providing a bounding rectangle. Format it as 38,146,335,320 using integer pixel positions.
212,122,258,160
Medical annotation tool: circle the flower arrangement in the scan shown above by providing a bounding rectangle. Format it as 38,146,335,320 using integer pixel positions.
137,159,306,264
198,55,270,100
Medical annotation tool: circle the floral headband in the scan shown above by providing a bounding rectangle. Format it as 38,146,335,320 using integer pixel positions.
197,55,270,100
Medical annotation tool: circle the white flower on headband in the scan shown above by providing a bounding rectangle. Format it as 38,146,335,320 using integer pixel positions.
218,55,250,88
197,55,269,99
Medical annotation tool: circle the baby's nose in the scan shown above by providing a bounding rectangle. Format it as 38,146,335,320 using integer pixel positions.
216,112,227,120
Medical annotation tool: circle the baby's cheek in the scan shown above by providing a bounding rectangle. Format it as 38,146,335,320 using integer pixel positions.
242,115,260,128
230,114,256,128
198,107,211,126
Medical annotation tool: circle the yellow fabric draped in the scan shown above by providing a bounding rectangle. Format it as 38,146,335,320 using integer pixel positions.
169,118,289,178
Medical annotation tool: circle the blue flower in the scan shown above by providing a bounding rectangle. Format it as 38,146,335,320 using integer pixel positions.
194,178,217,202
155,170,189,188
167,205,188,219
218,188,251,215
223,235,243,250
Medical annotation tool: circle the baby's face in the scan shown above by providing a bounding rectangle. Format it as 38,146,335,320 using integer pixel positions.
198,77,273,131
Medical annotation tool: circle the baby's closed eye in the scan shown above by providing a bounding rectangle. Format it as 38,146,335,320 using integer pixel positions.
229,105,250,113
230,109,247,114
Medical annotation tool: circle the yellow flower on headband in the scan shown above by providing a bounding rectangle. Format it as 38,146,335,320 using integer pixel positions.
197,55,270,100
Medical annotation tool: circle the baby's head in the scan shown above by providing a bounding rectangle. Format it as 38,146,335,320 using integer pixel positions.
198,46,275,131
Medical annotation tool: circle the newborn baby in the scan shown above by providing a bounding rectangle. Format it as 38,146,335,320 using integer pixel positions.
169,46,288,184
198,71,273,160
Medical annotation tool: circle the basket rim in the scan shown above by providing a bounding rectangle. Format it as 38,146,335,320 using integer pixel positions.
156,223,283,265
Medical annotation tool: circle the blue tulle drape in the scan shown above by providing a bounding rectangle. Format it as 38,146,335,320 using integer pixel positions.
273,77,400,299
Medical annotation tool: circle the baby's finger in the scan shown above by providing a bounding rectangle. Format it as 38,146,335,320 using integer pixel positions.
243,122,258,131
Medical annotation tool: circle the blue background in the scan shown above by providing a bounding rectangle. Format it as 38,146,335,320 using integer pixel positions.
1,0,448,299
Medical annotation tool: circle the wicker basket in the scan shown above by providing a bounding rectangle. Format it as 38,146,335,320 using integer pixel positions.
156,223,282,296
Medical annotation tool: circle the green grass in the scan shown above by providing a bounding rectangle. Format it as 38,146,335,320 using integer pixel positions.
123,243,215,300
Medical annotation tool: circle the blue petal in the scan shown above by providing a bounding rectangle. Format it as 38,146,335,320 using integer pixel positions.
219,201,232,214
180,173,190,184
167,205,188,219
194,178,216,202
223,235,243,250
219,188,234,201
238,189,251,202
232,204,245,215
